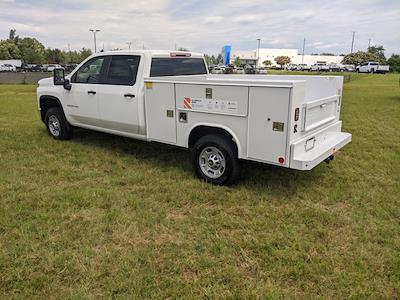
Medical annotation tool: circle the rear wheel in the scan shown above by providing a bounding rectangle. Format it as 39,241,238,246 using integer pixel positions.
45,107,73,140
192,134,240,185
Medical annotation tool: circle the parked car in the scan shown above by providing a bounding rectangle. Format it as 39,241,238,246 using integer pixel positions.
0,64,17,72
46,64,62,72
224,65,234,74
356,61,389,74
258,68,268,74
311,62,330,72
37,49,351,185
211,67,224,74
235,67,245,74
343,64,355,72
244,66,256,74
296,64,311,71
328,63,344,72
0,59,22,70
22,64,44,72
286,64,298,71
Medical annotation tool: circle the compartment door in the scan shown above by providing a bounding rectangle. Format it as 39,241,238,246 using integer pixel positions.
302,96,338,133
247,87,290,165
145,82,177,144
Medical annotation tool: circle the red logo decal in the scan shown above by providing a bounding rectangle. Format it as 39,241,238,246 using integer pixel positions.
183,97,192,109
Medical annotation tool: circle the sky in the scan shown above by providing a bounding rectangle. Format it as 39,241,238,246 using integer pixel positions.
0,0,399,56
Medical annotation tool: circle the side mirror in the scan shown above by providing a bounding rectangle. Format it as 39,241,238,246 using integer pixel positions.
53,68,71,90
53,68,65,85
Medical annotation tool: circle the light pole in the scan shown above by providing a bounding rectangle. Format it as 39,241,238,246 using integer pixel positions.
126,42,132,49
256,38,261,68
350,31,355,54
301,38,306,64
89,29,100,53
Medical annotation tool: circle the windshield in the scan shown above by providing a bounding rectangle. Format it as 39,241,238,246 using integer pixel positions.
150,58,207,77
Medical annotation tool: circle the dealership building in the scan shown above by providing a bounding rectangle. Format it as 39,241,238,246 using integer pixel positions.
222,46,344,67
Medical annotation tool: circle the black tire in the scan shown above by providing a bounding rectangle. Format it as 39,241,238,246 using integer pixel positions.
44,107,73,140
192,134,240,185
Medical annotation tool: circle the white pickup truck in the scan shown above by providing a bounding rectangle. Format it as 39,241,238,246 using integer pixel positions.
37,50,351,184
356,61,390,74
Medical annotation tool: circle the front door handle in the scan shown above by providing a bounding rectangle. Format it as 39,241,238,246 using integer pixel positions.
88,90,96,95
124,93,135,98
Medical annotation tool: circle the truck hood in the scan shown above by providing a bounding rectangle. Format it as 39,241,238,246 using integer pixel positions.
38,77,53,86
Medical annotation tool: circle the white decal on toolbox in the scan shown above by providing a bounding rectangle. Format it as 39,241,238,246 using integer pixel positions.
183,97,238,113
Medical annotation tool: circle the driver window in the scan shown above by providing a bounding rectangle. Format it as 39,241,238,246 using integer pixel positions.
72,57,105,84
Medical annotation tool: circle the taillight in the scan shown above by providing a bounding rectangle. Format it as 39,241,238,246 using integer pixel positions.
278,157,285,164
294,107,300,121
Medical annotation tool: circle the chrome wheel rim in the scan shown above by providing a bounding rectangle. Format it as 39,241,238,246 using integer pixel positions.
199,146,226,179
48,115,61,137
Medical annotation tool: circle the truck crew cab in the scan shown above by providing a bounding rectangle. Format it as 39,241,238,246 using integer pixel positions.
356,61,390,74
37,50,351,185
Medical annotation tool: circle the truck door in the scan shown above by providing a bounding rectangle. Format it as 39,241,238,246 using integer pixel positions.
247,87,290,166
65,56,106,126
96,55,142,133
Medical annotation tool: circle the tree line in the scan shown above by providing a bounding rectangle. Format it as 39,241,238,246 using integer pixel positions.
0,29,92,64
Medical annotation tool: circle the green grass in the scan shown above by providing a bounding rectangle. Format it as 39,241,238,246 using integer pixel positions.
0,74,399,299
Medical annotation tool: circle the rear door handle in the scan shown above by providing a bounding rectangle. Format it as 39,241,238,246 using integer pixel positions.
88,90,96,95
124,93,135,98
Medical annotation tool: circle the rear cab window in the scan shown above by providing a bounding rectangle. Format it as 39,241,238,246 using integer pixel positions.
150,57,207,77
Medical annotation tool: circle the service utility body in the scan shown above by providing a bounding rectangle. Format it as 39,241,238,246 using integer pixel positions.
37,50,352,184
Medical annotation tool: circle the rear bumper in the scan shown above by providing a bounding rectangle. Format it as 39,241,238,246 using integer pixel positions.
376,70,389,74
289,121,352,170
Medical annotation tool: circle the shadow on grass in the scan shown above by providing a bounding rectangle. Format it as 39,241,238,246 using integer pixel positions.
68,128,327,196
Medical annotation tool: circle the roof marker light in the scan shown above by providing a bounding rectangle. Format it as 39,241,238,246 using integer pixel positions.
170,52,191,57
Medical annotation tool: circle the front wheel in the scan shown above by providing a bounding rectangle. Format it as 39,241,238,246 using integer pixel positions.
45,107,73,140
192,135,240,185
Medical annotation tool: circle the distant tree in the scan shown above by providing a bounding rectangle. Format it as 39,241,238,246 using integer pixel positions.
275,56,291,68
320,53,335,56
46,48,66,64
205,54,218,66
204,54,211,66
208,54,219,65
367,45,386,62
79,48,92,61
177,47,189,51
0,40,21,59
18,37,46,63
234,56,241,67
342,51,383,65
216,53,223,65
387,54,400,72
262,60,272,67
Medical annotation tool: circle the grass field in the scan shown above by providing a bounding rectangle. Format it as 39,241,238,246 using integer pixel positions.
0,73,399,298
